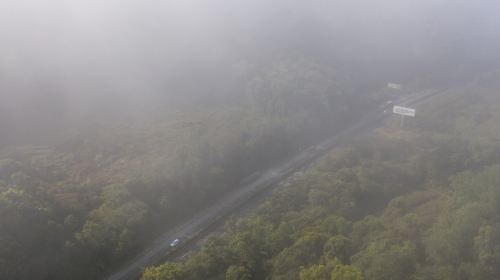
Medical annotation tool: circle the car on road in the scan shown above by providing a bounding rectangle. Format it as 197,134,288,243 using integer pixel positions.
170,238,181,247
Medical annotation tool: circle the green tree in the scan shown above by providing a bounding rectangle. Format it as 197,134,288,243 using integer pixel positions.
353,241,416,280
330,264,364,280
225,265,251,280
299,264,330,280
272,232,329,279
324,235,352,264
141,263,185,280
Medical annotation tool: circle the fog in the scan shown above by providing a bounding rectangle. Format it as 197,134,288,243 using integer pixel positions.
1,0,500,144
4,2,500,279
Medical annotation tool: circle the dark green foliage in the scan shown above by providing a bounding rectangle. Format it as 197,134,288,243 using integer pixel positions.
0,58,376,279
142,263,186,280
142,84,500,280
225,265,252,280
324,235,351,264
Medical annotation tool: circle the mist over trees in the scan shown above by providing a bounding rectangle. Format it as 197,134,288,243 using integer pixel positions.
142,74,500,280
1,0,500,144
1,1,500,280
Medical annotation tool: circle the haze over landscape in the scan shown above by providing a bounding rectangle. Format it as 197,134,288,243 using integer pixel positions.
1,1,500,280
2,0,499,144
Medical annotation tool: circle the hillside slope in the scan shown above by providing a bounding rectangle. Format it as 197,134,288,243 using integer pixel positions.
142,72,500,280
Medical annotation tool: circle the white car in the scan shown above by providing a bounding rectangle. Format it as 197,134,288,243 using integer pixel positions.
170,238,180,247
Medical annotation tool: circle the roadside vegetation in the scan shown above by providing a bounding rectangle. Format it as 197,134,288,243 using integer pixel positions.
0,59,393,280
2,2,499,279
141,72,500,280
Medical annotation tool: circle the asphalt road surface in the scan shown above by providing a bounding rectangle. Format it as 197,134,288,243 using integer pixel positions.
108,88,448,280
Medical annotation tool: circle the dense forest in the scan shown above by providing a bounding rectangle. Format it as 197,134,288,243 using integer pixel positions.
2,1,500,280
141,72,500,280
0,59,394,279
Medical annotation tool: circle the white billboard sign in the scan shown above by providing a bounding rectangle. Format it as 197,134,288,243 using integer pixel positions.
393,106,416,117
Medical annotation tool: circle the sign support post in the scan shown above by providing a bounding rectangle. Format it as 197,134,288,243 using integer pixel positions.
393,105,416,129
